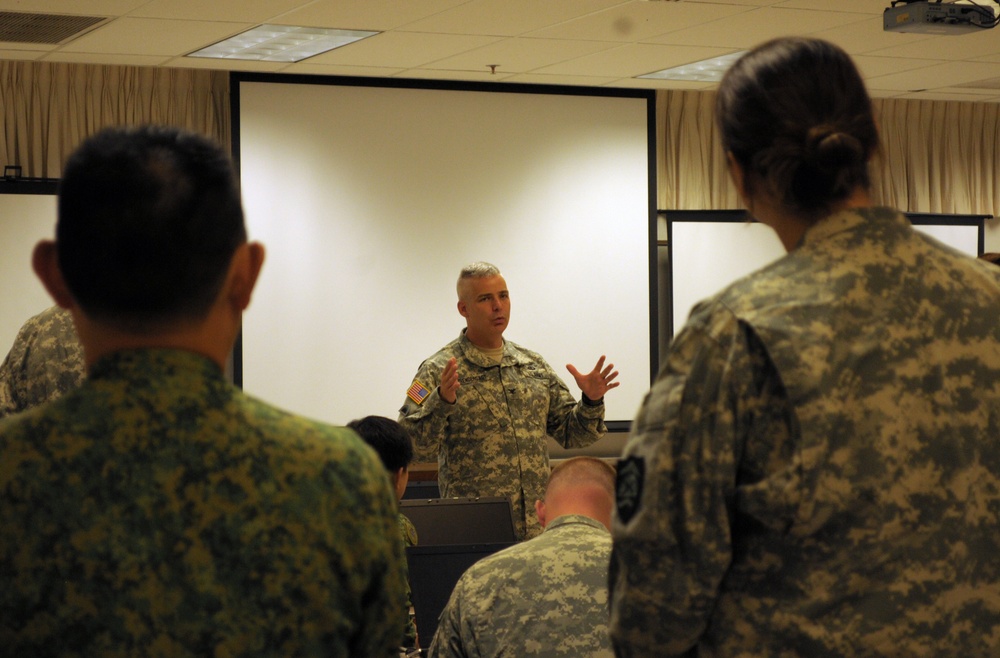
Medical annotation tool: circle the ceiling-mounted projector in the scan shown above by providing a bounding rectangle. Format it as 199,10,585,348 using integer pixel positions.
884,1,997,34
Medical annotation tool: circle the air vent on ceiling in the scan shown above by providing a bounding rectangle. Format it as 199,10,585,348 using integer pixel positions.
0,11,108,45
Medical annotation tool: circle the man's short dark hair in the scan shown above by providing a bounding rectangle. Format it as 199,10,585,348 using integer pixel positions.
56,125,246,332
347,415,415,472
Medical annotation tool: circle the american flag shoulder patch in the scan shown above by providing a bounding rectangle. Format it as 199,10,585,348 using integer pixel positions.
407,379,431,405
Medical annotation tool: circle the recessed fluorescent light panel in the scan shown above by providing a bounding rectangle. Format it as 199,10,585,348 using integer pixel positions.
188,25,378,63
638,51,747,82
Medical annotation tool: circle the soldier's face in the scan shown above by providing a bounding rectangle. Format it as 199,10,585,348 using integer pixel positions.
458,275,510,347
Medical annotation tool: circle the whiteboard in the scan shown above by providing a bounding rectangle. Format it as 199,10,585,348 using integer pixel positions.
669,212,984,336
235,77,655,426
0,192,58,352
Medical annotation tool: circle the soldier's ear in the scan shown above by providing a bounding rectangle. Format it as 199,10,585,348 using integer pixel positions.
535,499,547,529
225,242,265,312
32,241,76,310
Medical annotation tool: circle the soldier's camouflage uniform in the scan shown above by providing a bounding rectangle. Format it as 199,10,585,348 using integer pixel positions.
429,513,613,657
399,331,606,540
0,306,85,419
0,348,406,658
399,512,419,651
610,207,1000,657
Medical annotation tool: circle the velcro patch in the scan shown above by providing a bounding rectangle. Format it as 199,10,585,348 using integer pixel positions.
615,456,645,525
407,379,431,405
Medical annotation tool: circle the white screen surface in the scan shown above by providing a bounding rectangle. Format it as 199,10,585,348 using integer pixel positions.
236,79,653,426
670,215,983,336
0,193,58,351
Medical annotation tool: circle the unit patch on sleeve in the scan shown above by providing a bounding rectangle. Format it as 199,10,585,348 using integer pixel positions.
615,456,645,525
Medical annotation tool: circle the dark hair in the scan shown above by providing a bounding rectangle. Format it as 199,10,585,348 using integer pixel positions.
56,125,246,332
979,252,1000,266
716,37,879,220
347,415,414,472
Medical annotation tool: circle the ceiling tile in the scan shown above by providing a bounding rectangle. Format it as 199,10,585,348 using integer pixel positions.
678,0,782,6
504,71,624,87
775,0,884,14
280,62,407,77
274,0,468,31
305,30,501,68
852,55,948,80
401,0,631,37
394,67,519,83
617,77,715,91
168,56,287,73
867,60,1000,92
41,51,170,66
57,17,251,56
898,90,1000,102
428,37,620,74
811,13,931,55
0,39,54,51
0,0,145,13
537,42,732,78
128,0,312,23
646,7,871,49
0,47,44,59
868,28,1000,60
0,0,995,101
531,2,748,42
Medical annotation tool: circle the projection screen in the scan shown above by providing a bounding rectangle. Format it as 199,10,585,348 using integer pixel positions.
233,76,656,428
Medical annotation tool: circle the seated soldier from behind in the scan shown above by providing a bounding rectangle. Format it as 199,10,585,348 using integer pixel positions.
0,125,406,657
348,415,421,653
429,456,616,658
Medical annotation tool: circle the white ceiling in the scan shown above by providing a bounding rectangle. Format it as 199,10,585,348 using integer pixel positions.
2,0,1000,102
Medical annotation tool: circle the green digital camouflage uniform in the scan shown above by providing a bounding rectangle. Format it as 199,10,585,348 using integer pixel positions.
429,514,613,657
0,306,85,419
399,512,419,650
610,207,1000,657
399,331,606,540
0,348,407,658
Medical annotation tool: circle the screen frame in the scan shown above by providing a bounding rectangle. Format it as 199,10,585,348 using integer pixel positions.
228,72,658,431
664,209,989,343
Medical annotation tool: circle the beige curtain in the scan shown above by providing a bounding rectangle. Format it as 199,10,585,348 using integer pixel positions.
873,98,1000,217
657,89,1000,218
2,64,996,218
657,89,740,210
1,61,229,179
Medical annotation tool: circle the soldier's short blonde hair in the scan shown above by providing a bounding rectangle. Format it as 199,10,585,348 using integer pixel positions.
457,261,502,298
546,457,616,500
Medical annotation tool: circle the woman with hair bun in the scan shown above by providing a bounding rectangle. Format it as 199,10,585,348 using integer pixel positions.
610,37,1000,657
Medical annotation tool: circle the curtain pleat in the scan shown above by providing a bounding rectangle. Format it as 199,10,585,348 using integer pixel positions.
1,62,995,218
1,61,228,179
657,89,1000,218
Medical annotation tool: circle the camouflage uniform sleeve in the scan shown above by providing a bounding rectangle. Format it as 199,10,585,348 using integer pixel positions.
0,345,17,419
609,305,783,656
398,353,454,464
536,354,606,450
427,572,476,658
397,513,419,650
0,315,34,419
340,444,410,658
0,307,85,420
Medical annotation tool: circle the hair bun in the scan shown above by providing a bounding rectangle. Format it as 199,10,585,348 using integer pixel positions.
806,125,864,171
